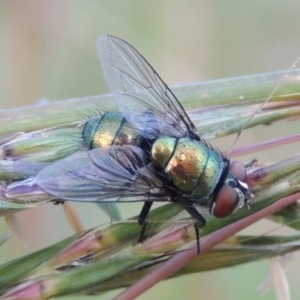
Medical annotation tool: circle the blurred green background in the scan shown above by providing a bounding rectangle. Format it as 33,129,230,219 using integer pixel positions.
1,1,300,299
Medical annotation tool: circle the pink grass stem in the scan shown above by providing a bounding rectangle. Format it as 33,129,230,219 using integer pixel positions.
115,192,300,300
228,134,300,157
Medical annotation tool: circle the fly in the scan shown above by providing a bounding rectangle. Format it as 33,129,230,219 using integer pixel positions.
36,35,252,251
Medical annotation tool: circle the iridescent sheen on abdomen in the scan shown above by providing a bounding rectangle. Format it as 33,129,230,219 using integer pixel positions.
82,112,143,149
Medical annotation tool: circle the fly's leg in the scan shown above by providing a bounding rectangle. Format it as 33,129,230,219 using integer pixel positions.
53,200,65,205
138,201,153,242
245,159,258,168
184,205,206,254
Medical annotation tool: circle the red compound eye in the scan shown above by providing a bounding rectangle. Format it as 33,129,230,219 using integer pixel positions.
212,186,239,218
230,160,246,182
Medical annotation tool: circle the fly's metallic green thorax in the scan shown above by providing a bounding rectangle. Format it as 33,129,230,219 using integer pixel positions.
82,112,143,149
151,137,224,201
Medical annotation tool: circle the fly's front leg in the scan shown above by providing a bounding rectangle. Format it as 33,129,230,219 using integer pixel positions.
138,201,153,242
184,205,206,254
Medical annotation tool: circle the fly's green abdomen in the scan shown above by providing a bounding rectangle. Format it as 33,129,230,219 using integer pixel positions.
151,137,224,200
82,112,142,149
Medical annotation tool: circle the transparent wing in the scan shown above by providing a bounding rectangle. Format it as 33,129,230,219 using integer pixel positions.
97,35,199,139
35,145,166,202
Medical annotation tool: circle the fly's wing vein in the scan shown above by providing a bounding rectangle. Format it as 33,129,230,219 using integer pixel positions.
97,35,198,139
35,145,166,202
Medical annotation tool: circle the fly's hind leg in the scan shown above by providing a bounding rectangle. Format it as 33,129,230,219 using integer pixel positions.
138,201,153,243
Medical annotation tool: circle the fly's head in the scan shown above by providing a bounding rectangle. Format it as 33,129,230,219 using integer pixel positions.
211,160,253,218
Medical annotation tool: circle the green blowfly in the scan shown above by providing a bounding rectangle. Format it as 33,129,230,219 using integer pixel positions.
36,35,252,250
